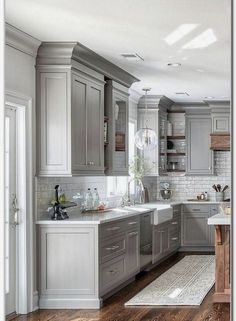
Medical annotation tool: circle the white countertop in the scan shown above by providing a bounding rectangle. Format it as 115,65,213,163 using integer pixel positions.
36,206,159,225
208,213,231,225
36,200,228,225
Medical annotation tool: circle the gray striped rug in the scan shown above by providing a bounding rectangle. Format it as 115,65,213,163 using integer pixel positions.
125,255,215,306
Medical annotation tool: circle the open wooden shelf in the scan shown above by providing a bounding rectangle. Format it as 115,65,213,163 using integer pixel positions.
167,153,186,156
167,136,185,139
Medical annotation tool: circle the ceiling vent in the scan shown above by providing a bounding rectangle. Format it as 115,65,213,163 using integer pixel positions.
175,92,189,96
121,53,144,61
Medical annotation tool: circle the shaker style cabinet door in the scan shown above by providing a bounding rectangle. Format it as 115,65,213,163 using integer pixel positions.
186,116,213,175
182,213,210,246
71,72,104,174
37,71,71,176
126,229,140,276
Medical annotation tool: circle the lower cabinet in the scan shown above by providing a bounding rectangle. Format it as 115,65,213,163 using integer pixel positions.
99,215,140,296
126,229,140,275
153,205,181,264
181,204,218,248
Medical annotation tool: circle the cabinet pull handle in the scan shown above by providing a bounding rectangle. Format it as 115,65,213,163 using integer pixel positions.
171,237,178,241
171,221,178,225
209,166,212,170
128,221,137,225
87,161,94,165
108,269,118,275
106,245,120,251
129,231,138,236
106,226,120,231
192,209,201,211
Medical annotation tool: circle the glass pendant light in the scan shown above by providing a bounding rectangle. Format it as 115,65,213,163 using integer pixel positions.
135,88,158,150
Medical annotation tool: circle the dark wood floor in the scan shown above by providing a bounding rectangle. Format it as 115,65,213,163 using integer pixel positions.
11,253,230,321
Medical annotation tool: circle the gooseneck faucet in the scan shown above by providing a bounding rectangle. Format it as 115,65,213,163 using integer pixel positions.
51,185,69,220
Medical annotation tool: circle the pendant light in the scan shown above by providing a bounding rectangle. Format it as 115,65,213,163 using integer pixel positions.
134,88,158,150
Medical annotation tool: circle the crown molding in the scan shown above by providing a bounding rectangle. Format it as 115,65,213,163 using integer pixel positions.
138,95,174,112
37,42,139,88
5,23,41,57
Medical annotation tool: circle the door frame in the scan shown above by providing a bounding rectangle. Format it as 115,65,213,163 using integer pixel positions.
5,91,35,314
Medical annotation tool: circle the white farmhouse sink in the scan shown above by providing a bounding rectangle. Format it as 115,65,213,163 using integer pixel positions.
124,204,173,225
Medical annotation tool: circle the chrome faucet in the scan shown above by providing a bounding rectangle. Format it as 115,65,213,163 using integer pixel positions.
125,178,145,206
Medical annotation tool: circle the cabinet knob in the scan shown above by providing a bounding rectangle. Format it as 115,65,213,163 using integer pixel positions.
208,166,212,170
87,161,94,166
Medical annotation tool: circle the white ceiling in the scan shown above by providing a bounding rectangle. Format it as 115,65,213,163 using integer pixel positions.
6,0,231,102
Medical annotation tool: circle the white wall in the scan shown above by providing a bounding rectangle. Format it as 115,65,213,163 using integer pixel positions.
5,24,40,310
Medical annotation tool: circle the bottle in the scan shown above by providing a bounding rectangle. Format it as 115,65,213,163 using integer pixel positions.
93,188,100,209
85,188,93,210
204,192,208,201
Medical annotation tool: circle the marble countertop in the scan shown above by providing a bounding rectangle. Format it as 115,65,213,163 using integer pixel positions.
36,206,160,225
36,200,227,225
208,213,231,225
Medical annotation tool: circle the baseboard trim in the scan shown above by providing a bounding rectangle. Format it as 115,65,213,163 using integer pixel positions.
39,297,101,309
179,246,215,252
33,291,39,311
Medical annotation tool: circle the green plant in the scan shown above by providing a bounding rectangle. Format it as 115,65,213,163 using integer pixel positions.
129,155,145,180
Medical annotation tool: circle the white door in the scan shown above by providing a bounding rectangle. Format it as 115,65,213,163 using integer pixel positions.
5,106,17,315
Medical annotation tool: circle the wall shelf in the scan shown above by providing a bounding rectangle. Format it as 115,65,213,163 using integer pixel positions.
167,136,185,139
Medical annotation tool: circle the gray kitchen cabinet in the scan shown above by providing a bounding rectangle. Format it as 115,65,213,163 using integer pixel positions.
140,212,152,268
37,66,105,176
71,71,104,174
182,212,209,246
126,229,140,275
181,204,216,249
186,115,213,175
152,227,162,263
105,80,129,175
36,42,138,177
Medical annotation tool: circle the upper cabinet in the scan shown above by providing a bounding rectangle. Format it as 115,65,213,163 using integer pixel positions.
36,43,139,176
208,101,231,151
105,80,129,175
137,95,173,176
186,114,214,175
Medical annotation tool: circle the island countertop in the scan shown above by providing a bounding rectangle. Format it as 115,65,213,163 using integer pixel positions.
208,213,231,225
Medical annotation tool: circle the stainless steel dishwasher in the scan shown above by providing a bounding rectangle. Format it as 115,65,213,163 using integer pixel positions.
140,211,153,269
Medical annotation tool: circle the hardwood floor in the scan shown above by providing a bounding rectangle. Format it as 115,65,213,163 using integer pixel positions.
11,253,230,321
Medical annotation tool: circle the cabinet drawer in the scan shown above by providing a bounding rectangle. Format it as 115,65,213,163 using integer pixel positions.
126,216,140,230
100,255,125,294
100,234,126,263
100,220,125,239
182,204,209,213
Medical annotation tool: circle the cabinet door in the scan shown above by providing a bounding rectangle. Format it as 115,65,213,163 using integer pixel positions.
182,213,210,246
71,74,88,172
186,116,213,175
138,109,159,175
126,230,140,275
152,228,162,263
72,73,104,174
161,226,169,254
87,83,104,171
37,71,71,176
212,114,230,133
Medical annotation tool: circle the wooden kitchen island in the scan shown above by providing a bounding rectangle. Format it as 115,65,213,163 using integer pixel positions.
208,213,231,303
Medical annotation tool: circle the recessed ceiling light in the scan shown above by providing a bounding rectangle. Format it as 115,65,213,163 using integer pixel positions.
120,53,144,61
205,96,215,99
167,63,181,67
175,92,189,96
